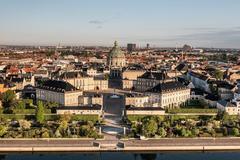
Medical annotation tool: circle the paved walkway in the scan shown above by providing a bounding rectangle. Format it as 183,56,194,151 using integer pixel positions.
2,138,240,151
101,93,125,145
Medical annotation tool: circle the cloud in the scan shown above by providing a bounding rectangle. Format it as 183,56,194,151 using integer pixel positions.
88,20,104,24
134,27,240,48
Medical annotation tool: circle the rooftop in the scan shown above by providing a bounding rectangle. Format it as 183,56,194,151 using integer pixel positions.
37,79,77,93
138,71,168,80
147,81,188,93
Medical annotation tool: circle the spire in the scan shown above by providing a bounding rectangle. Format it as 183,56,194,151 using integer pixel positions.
114,41,118,47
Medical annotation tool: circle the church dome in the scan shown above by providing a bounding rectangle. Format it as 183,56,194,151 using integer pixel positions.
109,41,125,58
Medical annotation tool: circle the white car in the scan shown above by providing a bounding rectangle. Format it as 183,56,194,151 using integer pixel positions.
110,94,120,99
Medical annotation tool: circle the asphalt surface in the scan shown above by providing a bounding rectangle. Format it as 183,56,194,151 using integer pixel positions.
103,93,125,116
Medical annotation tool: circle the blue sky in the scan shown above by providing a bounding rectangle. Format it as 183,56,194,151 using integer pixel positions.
0,0,240,48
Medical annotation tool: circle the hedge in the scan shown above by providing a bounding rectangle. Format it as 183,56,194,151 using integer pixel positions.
44,114,60,121
13,109,36,114
127,115,165,122
12,109,52,114
42,114,99,122
71,115,99,122
167,115,216,121
167,108,218,114
127,115,216,122
0,114,25,120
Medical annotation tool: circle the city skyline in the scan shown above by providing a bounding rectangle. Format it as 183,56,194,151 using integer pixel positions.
0,0,240,48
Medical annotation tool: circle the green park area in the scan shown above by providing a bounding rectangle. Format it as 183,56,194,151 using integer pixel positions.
0,90,101,139
126,113,240,138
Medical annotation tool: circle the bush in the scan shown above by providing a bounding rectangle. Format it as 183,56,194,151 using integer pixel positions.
42,131,50,138
232,128,239,136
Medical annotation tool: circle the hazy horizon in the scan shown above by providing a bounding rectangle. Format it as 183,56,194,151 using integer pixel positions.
0,0,240,48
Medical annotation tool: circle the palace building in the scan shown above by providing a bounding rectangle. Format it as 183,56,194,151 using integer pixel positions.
36,79,83,106
146,81,190,109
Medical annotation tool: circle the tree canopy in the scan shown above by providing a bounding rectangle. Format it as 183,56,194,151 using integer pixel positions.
2,90,16,110
36,101,45,124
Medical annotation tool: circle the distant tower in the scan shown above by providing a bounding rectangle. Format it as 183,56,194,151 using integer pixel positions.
127,43,136,52
146,43,150,49
56,42,62,49
175,43,178,52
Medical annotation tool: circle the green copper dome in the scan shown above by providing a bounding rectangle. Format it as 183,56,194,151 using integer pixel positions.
109,41,125,58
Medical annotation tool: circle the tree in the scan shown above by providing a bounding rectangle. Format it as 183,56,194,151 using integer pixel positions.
16,101,25,109
232,128,239,136
223,127,228,136
0,125,7,137
220,53,228,62
192,128,200,136
59,121,68,131
60,113,72,122
54,129,62,138
58,113,72,133
180,128,187,137
46,50,55,57
142,119,158,137
2,90,16,109
36,101,45,124
157,127,167,137
42,131,50,138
